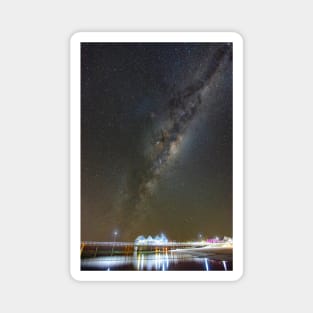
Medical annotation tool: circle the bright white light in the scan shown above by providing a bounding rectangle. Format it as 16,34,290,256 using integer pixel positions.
137,254,140,270
154,256,158,270
134,233,168,245
140,254,144,270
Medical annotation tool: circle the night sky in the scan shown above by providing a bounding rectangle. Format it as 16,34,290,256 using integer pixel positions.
81,42,233,242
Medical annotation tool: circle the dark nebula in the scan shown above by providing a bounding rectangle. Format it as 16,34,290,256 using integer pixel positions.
81,43,233,242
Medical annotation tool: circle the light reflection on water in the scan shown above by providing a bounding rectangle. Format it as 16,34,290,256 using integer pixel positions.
81,251,232,271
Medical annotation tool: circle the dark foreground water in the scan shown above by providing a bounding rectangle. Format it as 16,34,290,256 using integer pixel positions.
81,251,232,271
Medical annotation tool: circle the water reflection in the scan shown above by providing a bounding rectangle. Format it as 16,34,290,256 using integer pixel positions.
81,250,232,271
135,250,170,271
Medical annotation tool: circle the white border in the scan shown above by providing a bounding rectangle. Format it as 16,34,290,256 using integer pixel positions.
70,32,243,281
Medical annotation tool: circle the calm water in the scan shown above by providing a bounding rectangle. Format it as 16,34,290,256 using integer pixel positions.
81,251,232,271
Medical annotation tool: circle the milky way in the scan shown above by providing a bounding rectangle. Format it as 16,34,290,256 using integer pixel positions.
122,46,232,232
81,43,233,241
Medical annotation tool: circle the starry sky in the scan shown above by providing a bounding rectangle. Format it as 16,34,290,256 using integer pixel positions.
81,42,233,242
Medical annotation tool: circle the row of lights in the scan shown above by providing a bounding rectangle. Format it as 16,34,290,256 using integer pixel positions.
111,230,222,242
